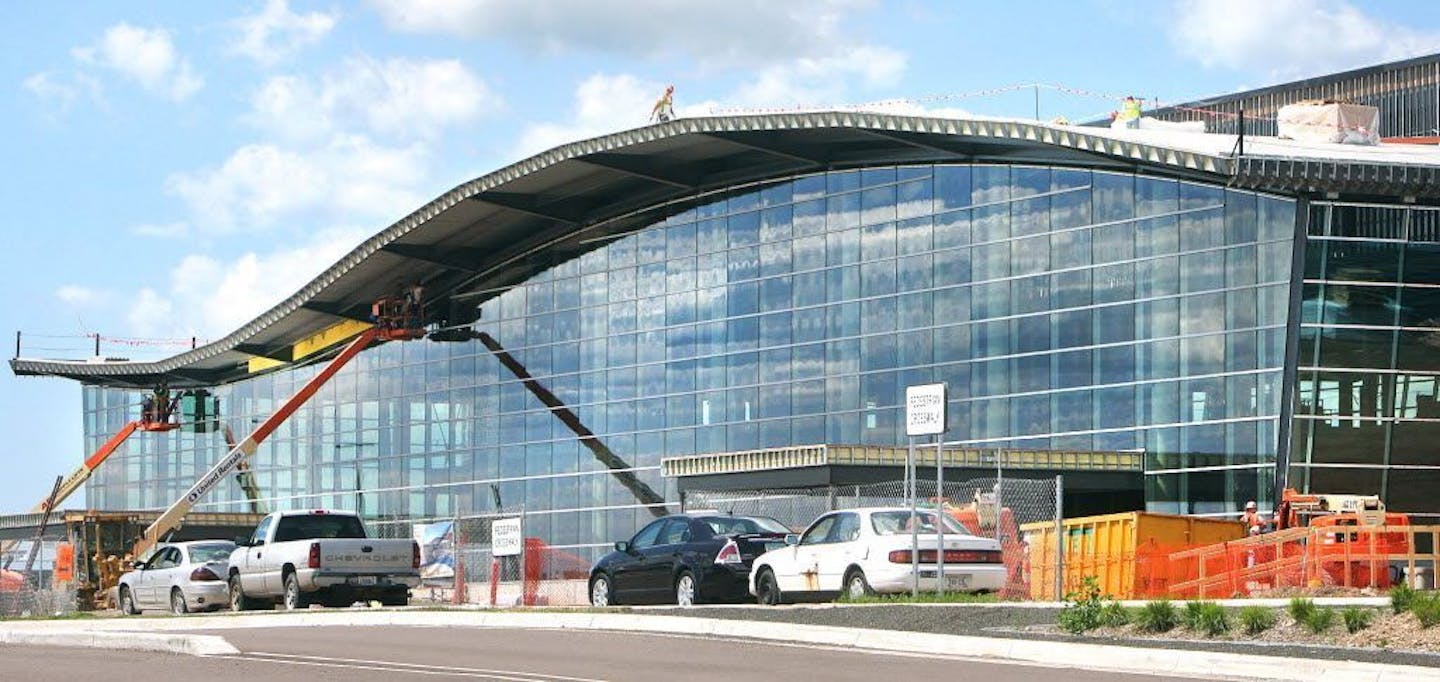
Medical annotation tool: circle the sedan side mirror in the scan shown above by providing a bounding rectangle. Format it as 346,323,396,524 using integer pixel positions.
614,541,631,554
131,560,145,570
784,534,799,546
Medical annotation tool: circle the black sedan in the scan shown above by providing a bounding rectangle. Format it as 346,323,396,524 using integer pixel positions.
589,513,790,606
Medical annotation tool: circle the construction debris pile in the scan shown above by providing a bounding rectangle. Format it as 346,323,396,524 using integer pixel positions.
1277,100,1381,145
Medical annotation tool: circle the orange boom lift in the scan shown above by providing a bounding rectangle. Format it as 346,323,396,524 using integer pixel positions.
129,294,427,558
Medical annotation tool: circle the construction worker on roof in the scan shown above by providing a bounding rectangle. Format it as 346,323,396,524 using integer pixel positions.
1118,95,1143,129
651,85,675,123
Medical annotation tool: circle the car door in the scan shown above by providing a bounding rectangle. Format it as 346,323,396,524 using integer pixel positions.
818,512,862,589
776,514,836,595
140,547,179,608
609,519,664,603
637,519,691,601
130,549,159,607
239,516,273,595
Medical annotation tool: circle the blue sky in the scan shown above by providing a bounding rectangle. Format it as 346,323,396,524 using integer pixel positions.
2,0,1437,514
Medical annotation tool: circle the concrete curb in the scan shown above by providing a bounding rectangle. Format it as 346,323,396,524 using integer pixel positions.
624,597,1393,609
0,610,1432,680
0,628,239,656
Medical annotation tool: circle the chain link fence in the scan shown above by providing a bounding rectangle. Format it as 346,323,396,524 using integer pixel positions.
1,544,79,618
357,475,1062,607
684,475,1062,599
372,507,595,607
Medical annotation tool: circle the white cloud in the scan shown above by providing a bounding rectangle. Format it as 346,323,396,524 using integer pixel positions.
164,135,428,234
72,23,202,101
369,0,874,66
127,288,175,337
56,285,103,306
511,47,907,159
22,71,104,114
247,56,498,142
230,0,339,66
23,72,79,111
726,45,906,110
129,228,368,338
1170,0,1440,79
513,74,661,158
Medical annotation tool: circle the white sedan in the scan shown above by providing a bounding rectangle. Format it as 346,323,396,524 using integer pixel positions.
748,507,1005,604
117,540,235,615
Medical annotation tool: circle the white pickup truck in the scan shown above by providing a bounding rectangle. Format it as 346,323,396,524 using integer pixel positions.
226,509,420,610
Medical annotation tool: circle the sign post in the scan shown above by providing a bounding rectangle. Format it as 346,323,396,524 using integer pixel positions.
905,383,947,596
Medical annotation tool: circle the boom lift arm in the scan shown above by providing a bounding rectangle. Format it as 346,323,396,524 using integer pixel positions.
1,389,181,556
34,422,139,514
29,386,182,515
221,424,266,514
134,301,426,558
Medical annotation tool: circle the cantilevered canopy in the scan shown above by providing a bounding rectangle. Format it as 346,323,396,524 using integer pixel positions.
13,112,1440,389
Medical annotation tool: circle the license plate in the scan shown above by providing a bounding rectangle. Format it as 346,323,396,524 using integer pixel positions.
945,574,971,590
352,576,377,586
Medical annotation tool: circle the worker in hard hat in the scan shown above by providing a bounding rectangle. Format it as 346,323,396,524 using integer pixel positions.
1241,500,1264,532
651,85,676,123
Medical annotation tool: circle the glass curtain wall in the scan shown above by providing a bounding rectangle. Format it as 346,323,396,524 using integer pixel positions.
1292,203,1440,512
85,163,1299,557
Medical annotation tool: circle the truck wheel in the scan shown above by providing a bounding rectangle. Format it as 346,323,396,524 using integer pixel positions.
229,575,261,611
283,572,310,611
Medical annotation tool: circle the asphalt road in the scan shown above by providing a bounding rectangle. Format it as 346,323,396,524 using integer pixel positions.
0,626,1209,681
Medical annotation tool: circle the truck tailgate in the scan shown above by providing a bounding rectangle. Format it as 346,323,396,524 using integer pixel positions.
317,539,414,572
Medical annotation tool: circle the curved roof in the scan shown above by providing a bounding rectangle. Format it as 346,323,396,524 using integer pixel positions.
13,111,1440,388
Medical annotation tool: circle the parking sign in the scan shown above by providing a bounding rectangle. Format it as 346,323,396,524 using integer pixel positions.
905,383,947,436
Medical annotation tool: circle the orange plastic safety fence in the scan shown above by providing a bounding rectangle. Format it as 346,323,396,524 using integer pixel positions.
1159,526,1414,599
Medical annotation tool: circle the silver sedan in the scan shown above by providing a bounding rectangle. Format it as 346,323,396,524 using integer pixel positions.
117,541,236,615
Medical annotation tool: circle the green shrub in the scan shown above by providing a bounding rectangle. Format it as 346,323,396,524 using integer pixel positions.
1288,597,1317,624
1304,607,1336,634
1238,605,1277,636
1181,600,1206,629
1411,592,1440,628
1341,606,1373,634
1135,600,1179,633
1057,576,1106,634
1182,601,1230,637
1099,602,1132,628
1391,582,1417,614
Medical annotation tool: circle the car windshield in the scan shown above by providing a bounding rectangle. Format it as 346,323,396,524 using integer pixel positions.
273,514,366,541
700,516,789,535
186,543,235,563
870,510,970,536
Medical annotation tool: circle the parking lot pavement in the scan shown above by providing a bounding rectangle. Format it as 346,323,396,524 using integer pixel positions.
0,626,1199,682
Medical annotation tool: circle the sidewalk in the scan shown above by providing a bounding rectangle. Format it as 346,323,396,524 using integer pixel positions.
1,609,1436,681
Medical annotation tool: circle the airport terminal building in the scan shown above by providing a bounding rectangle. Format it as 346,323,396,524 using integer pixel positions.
13,64,1440,556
